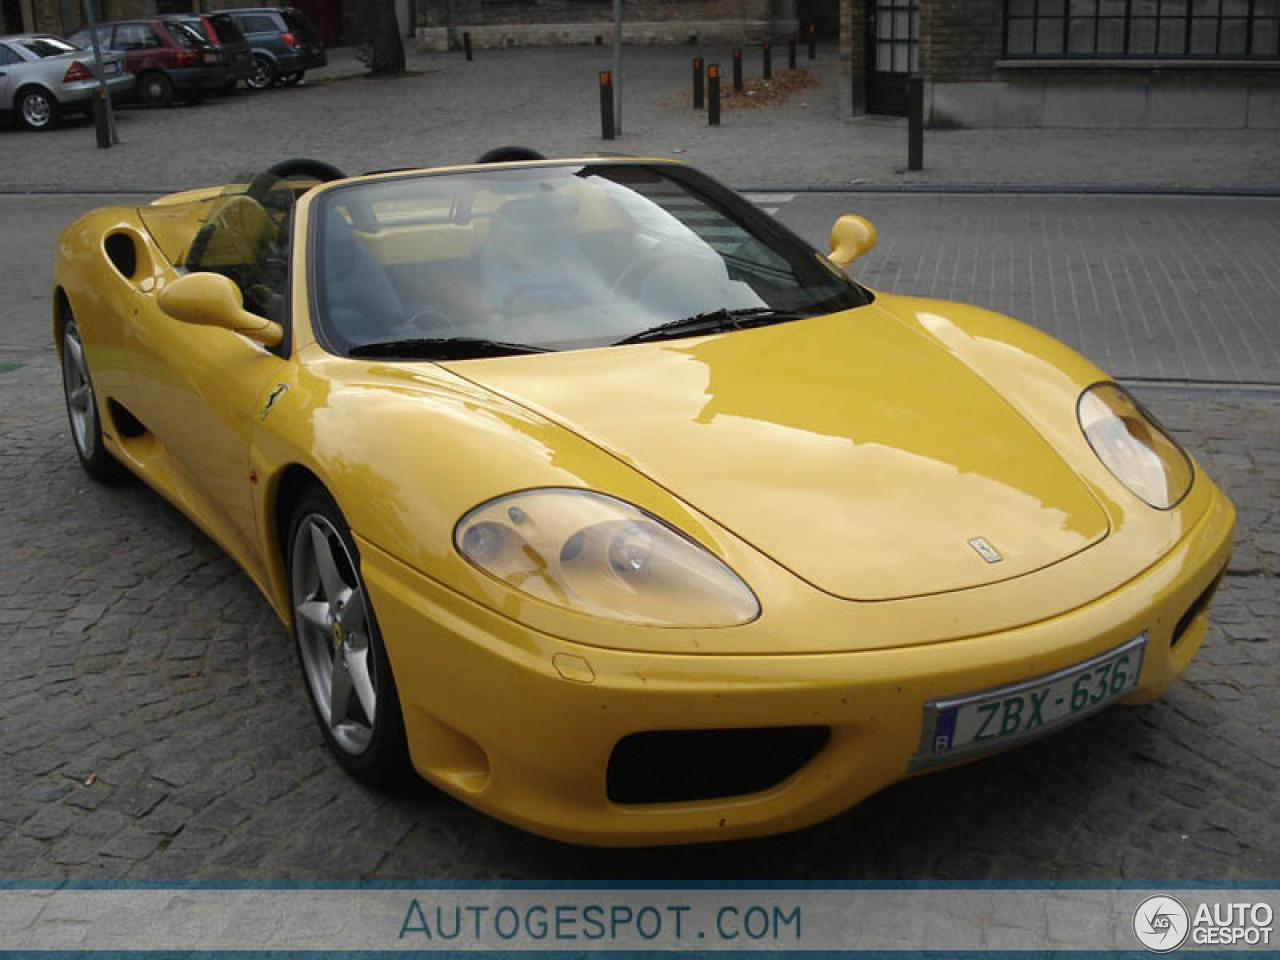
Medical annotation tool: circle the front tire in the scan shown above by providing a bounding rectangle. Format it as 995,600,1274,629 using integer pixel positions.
17,86,59,131
287,486,410,785
60,313,125,482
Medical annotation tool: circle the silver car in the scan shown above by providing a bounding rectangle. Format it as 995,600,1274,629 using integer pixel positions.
0,34,133,131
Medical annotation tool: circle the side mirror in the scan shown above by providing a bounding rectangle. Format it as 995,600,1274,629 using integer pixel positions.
828,215,878,268
158,272,283,348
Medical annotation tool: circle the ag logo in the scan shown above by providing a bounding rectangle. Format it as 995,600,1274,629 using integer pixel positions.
1134,895,1190,952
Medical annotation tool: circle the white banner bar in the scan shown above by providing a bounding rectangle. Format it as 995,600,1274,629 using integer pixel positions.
0,887,1275,952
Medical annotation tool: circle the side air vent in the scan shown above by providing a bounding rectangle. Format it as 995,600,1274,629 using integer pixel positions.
104,233,138,279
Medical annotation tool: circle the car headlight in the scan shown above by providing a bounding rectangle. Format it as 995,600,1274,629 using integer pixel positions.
454,489,760,627
1077,382,1192,509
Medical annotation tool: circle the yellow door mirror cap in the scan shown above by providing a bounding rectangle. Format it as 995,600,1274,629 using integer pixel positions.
158,272,283,347
829,214,878,268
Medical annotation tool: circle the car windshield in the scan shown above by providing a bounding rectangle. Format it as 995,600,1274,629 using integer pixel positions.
19,36,80,57
311,162,871,357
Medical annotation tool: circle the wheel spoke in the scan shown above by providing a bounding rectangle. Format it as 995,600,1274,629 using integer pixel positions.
296,599,331,633
70,384,91,413
337,587,367,634
310,523,347,603
328,649,353,726
346,646,377,723
65,335,86,376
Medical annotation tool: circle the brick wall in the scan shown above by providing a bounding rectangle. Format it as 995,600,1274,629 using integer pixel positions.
918,0,1002,82
419,0,798,49
424,0,777,28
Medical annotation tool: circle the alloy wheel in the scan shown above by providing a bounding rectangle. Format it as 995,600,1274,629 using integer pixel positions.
19,89,55,130
61,320,97,459
291,513,379,755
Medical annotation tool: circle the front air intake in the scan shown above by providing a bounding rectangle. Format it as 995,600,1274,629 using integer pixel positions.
607,726,829,805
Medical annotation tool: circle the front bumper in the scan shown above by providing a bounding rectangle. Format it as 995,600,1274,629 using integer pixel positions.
361,487,1234,847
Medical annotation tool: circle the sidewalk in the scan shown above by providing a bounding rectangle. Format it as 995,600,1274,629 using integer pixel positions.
3,43,1278,194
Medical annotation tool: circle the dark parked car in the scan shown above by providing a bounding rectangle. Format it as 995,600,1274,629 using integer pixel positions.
162,13,254,89
224,7,324,89
67,18,231,106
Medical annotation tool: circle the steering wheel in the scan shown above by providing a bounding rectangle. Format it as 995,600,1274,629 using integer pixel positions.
267,158,348,183
610,253,693,300
502,284,578,317
408,308,456,334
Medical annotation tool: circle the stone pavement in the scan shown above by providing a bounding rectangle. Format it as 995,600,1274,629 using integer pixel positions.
0,188,1277,880
1,43,1278,193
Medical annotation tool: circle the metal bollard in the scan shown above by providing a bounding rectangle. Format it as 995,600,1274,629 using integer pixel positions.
693,56,704,109
708,63,720,126
908,75,924,171
808,23,817,60
91,89,111,149
463,31,472,61
600,70,615,140
763,39,772,80
732,47,742,92
788,35,796,70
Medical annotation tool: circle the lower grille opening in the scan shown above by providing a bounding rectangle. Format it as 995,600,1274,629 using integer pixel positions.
1171,567,1227,648
607,726,830,805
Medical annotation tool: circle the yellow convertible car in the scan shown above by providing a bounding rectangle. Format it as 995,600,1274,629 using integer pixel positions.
54,153,1234,846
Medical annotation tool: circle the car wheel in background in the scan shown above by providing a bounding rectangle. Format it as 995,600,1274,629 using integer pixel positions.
182,88,207,106
17,86,60,131
138,72,175,107
60,313,126,482
247,54,276,90
278,71,303,85
288,486,411,786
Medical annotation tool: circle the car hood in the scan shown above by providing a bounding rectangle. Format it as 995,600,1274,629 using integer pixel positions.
445,304,1110,602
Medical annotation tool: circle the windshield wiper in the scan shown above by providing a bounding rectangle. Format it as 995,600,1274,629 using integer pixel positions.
347,337,551,360
612,307,810,346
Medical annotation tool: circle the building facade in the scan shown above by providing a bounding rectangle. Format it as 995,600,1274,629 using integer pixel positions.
415,0,799,52
841,0,1279,126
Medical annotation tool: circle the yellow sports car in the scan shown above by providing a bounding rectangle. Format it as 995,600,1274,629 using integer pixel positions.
54,153,1234,846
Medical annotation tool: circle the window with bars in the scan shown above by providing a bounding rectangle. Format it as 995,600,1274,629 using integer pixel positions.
1005,0,1280,58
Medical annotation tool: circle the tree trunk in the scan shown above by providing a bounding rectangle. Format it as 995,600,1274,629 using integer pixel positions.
359,0,405,75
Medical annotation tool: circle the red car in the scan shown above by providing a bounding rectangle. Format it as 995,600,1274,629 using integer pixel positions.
67,17,231,106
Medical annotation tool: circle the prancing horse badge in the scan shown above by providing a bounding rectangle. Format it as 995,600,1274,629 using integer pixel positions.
968,537,1003,563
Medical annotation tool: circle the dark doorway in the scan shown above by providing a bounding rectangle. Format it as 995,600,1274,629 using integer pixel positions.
797,0,840,39
2,0,24,33
865,0,918,115
294,0,342,47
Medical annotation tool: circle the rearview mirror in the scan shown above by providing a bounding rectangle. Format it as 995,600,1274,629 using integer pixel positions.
828,215,877,268
159,272,283,348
